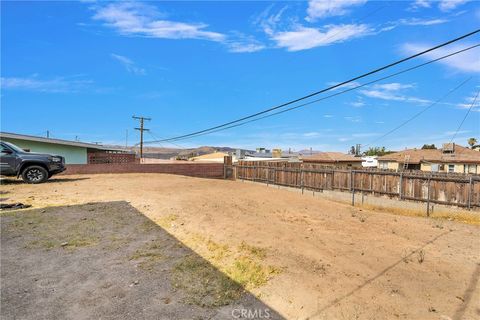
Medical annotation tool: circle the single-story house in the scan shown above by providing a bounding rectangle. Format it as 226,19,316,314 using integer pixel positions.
301,152,363,168
0,132,131,164
377,143,480,174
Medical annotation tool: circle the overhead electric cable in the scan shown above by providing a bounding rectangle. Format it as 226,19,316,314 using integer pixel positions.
145,29,480,144
362,77,472,148
449,89,480,143
148,44,479,143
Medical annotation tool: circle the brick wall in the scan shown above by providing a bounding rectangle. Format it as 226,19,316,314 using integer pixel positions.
62,163,224,178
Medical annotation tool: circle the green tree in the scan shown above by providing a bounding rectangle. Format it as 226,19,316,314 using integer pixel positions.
468,138,477,149
362,146,391,156
421,144,436,149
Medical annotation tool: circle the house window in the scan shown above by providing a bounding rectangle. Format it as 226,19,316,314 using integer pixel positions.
379,162,388,169
431,164,439,172
448,164,455,173
464,164,478,174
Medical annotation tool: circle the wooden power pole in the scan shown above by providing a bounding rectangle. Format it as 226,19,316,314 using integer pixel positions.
132,115,151,159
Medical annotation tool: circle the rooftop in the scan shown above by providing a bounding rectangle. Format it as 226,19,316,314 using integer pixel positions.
0,132,128,152
301,152,362,163
378,145,480,164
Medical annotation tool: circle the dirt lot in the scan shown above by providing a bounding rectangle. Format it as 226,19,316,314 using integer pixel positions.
1,173,479,320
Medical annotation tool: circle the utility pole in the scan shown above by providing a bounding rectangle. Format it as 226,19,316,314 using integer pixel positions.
125,129,128,149
46,130,50,138
132,115,151,159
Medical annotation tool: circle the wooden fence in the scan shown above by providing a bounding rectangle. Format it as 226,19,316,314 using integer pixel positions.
233,161,480,210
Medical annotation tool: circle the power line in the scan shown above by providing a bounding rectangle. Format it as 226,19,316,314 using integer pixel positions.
145,29,480,144
132,115,151,158
147,43,479,143
362,77,472,149
449,89,480,143
144,131,189,149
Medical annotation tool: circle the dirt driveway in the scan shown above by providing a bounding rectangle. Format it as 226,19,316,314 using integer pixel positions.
1,174,479,320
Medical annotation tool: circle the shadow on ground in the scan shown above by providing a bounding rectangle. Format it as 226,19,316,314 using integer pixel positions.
0,177,90,185
0,201,283,320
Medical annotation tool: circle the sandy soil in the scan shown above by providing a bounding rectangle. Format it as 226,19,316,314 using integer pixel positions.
1,173,479,320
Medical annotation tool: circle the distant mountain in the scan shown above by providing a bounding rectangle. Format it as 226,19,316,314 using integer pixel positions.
106,145,254,159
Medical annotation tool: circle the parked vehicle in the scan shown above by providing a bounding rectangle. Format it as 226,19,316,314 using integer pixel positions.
0,141,66,183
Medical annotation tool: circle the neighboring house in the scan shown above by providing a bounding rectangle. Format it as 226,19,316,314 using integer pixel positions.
377,143,480,174
244,151,300,162
0,132,131,164
361,156,378,167
189,152,230,163
301,152,363,168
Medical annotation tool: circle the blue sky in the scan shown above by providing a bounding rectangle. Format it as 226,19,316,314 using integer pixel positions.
1,0,479,152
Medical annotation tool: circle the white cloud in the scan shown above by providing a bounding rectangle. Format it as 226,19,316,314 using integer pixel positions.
398,18,449,26
111,53,146,75
1,76,93,93
412,0,432,9
439,0,470,11
272,24,372,51
359,82,432,104
401,42,480,73
410,0,470,11
226,33,266,53
350,101,365,107
228,42,265,53
344,116,362,122
327,81,362,90
306,0,367,21
92,2,225,42
303,132,321,137
323,114,334,118
456,91,480,110
373,83,414,91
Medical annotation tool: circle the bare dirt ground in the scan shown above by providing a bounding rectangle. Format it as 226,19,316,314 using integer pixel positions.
1,173,479,320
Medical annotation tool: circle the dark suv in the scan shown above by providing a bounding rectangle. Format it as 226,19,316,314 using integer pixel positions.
0,141,66,183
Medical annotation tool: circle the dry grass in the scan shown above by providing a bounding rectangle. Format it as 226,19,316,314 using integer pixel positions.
129,241,165,271
358,203,480,225
4,207,100,250
172,254,243,307
168,234,280,306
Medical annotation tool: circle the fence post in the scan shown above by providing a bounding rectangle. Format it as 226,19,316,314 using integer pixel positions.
361,174,364,204
468,176,472,210
370,174,374,196
331,169,335,190
399,172,403,200
426,177,431,217
253,165,256,182
301,168,305,194
351,171,355,206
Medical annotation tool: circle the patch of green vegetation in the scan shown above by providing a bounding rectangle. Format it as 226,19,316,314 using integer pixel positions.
24,239,57,250
206,239,230,261
154,214,179,228
172,254,243,307
238,241,267,260
171,237,280,307
140,220,158,232
129,241,164,271
6,208,100,250
103,235,132,250
64,236,98,248
227,256,280,290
